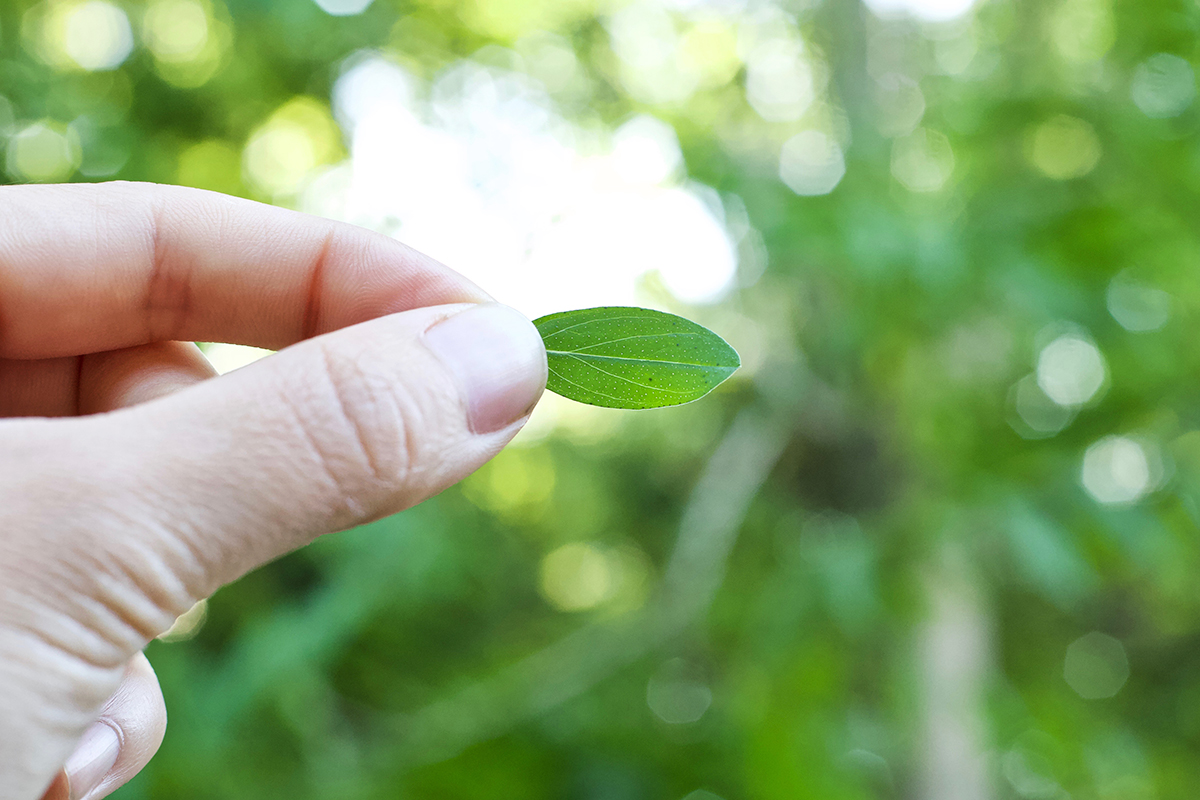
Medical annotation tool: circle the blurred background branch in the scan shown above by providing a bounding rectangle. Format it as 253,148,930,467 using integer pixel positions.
393,401,790,770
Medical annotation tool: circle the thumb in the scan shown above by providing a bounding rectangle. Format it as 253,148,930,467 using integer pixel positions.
127,301,546,602
7,302,545,662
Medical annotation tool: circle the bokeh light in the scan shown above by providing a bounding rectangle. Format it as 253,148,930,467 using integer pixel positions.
891,127,954,192
6,121,80,182
23,0,132,72
873,73,926,137
1036,333,1106,408
646,658,712,724
1027,115,1101,180
1064,632,1129,699
1002,738,1064,799
932,25,978,75
331,52,416,137
1106,273,1171,332
606,2,699,106
744,38,816,122
779,130,846,196
243,97,343,199
1081,435,1161,505
1132,54,1195,119
537,541,649,613
539,542,614,612
680,17,741,89
177,139,242,194
515,32,583,94
142,0,230,87
1009,373,1074,439
464,447,557,523
62,0,132,71
1051,0,1115,64
143,0,209,62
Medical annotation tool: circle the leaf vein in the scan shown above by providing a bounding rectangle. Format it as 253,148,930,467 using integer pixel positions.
559,353,696,396
541,314,664,344
548,363,631,405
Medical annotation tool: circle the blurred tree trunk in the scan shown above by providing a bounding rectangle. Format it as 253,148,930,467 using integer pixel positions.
917,552,994,800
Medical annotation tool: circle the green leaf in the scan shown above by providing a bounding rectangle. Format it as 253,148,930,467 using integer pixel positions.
533,306,741,409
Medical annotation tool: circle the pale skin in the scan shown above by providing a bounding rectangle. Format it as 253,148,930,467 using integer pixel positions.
0,182,548,800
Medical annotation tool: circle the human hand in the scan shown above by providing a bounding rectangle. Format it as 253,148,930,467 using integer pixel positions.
0,182,547,800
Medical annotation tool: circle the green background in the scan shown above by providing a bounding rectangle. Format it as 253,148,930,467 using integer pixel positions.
4,0,1199,796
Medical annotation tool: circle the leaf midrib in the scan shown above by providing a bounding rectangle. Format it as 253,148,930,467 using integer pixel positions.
546,349,736,370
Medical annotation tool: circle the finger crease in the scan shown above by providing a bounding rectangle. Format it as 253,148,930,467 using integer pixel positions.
320,344,385,487
280,387,367,522
303,228,337,342
143,195,192,342
0,279,7,356
73,355,84,417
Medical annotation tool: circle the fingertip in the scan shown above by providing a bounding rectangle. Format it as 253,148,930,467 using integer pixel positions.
79,341,217,414
60,653,166,800
39,771,69,800
422,303,548,435
63,722,120,800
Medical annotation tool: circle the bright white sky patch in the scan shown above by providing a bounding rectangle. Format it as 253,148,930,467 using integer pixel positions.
332,54,416,137
863,0,979,22
641,188,739,304
313,53,741,317
612,114,684,186
313,0,374,16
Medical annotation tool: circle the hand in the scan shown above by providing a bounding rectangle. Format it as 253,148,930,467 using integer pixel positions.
0,182,547,800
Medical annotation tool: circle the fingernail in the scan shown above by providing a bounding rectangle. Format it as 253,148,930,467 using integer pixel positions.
64,721,120,800
423,304,547,434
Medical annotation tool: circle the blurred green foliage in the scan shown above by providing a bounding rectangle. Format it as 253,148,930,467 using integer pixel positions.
6,0,1200,796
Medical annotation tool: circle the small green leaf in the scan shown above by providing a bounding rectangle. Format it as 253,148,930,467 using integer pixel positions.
533,306,741,409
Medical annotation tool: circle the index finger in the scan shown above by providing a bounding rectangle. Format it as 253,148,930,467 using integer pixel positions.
0,182,491,359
